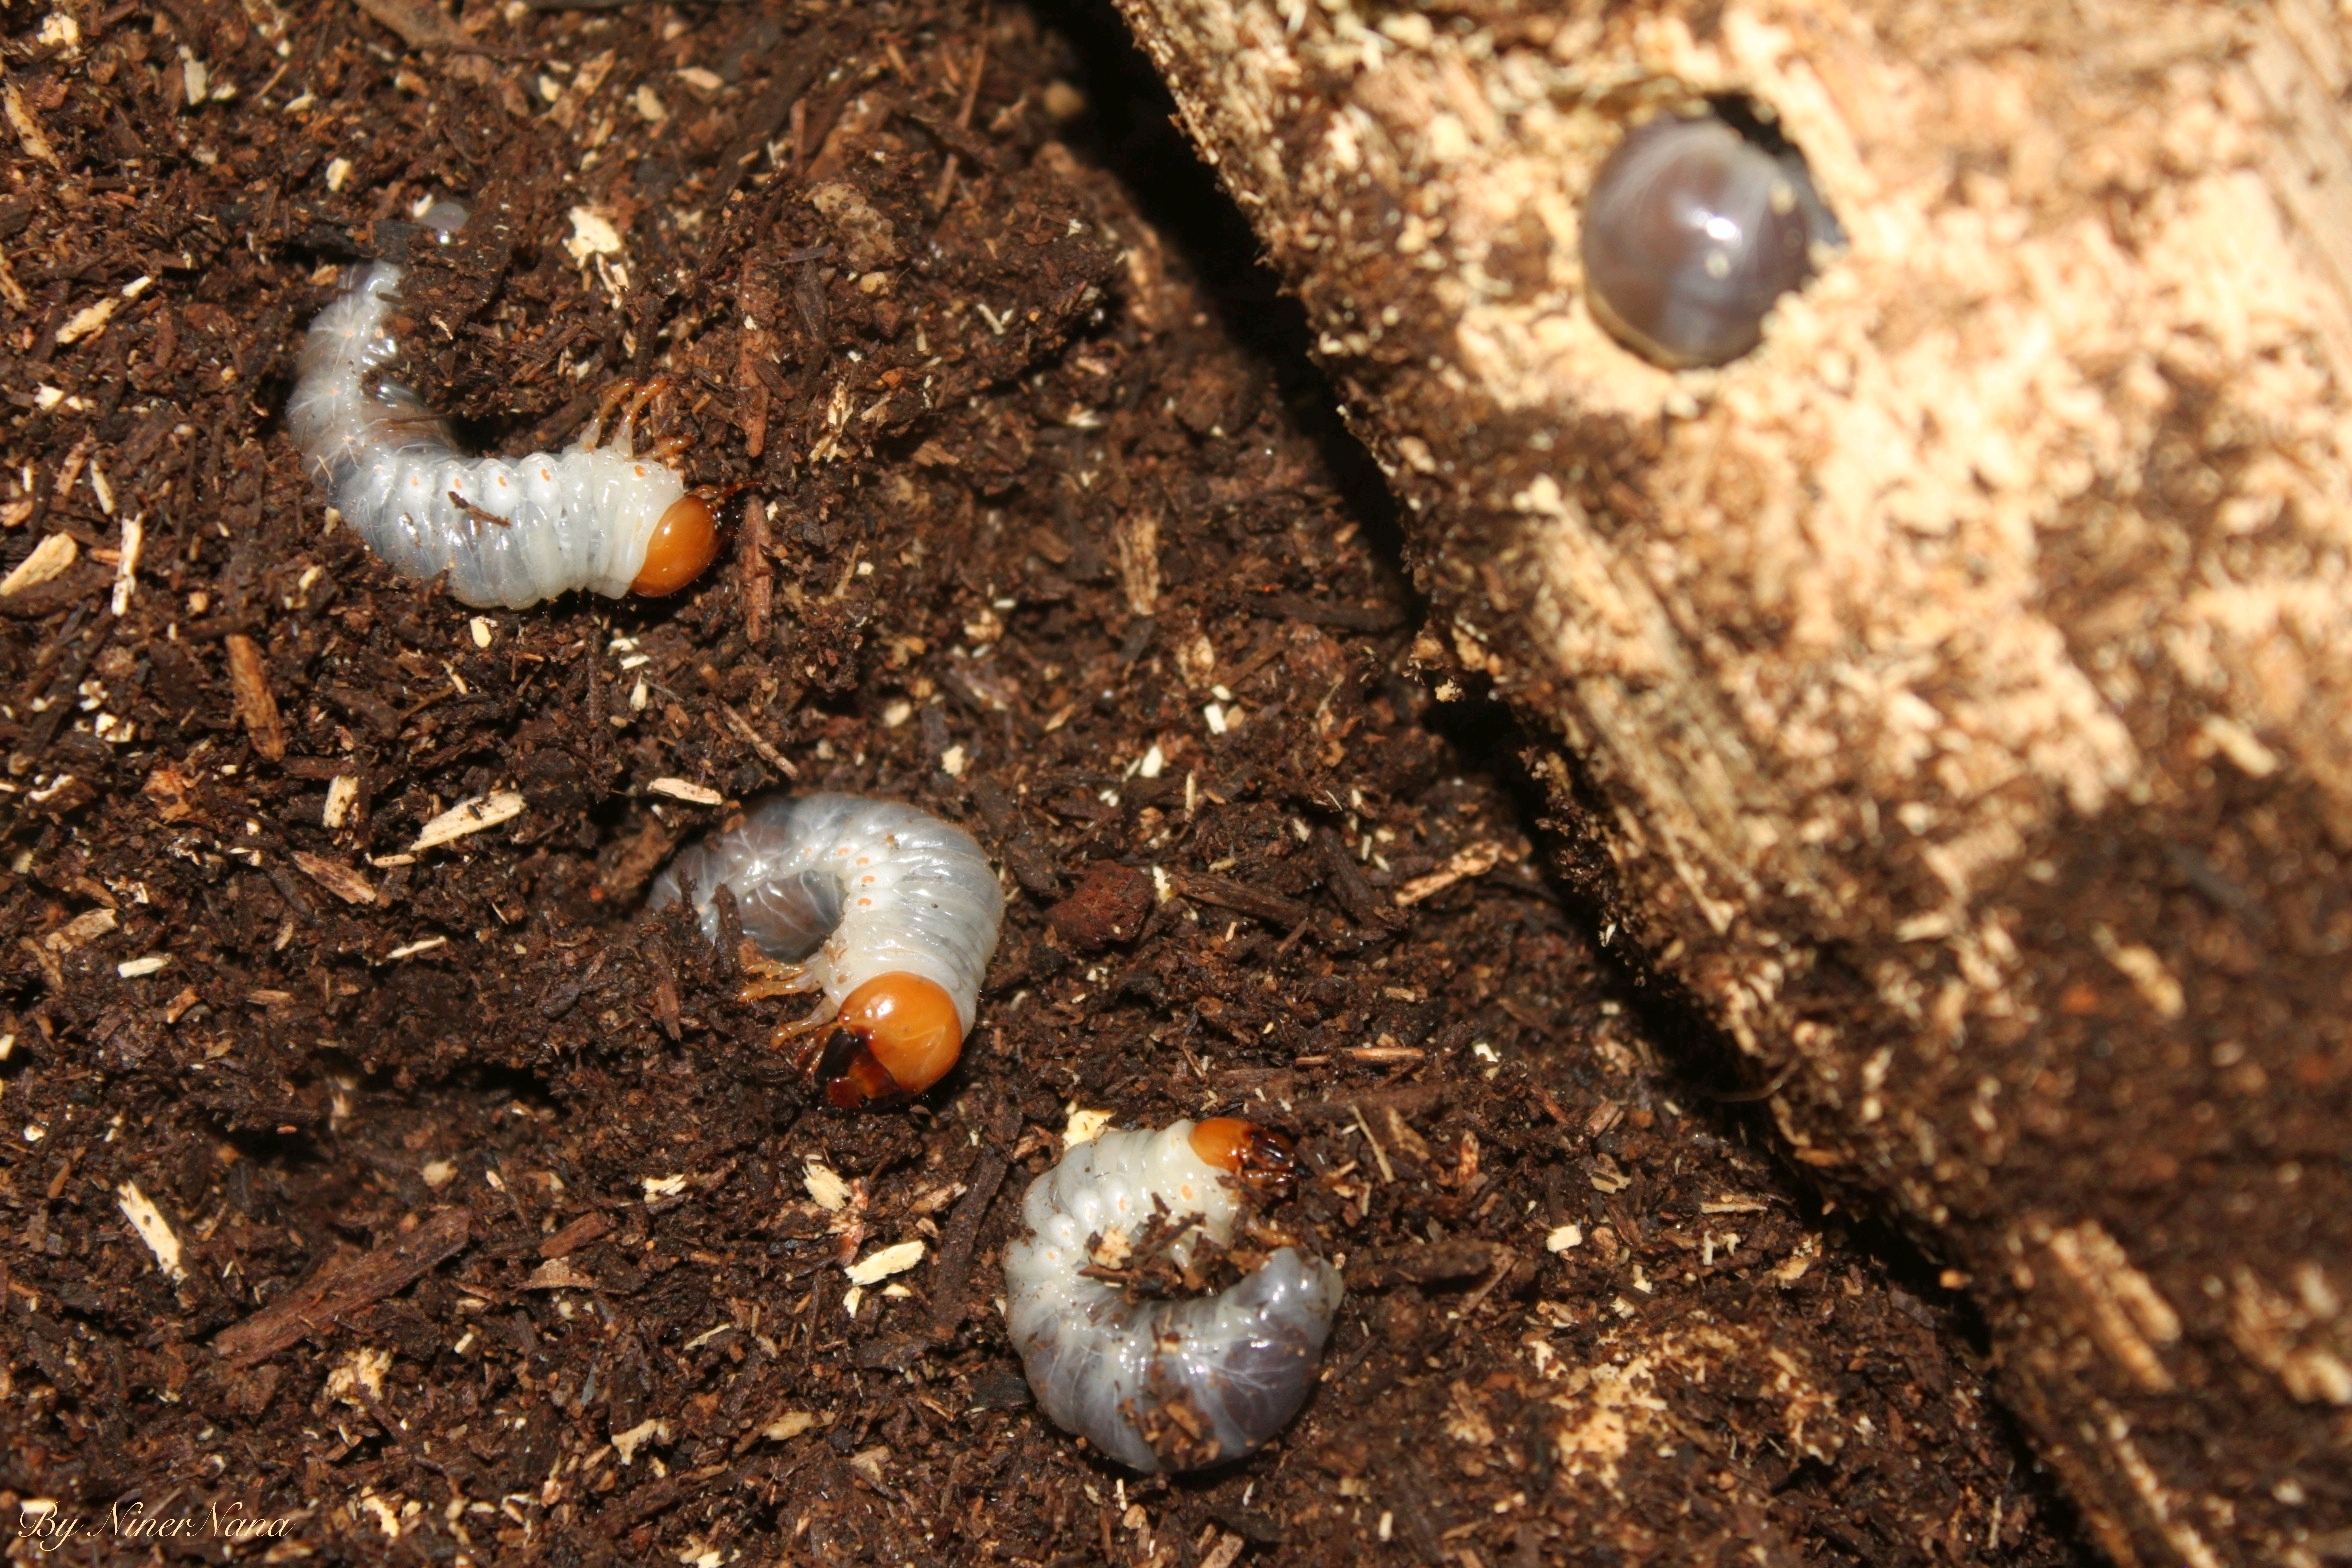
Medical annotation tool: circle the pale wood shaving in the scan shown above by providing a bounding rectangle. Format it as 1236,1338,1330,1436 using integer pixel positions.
648,777,725,805
412,791,525,851
0,533,77,596
844,1239,926,1285
116,1183,186,1281
293,850,377,905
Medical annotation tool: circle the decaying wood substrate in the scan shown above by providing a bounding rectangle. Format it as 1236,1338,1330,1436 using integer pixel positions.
1113,0,2352,1562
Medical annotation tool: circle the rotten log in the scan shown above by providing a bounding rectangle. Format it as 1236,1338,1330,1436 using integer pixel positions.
1112,2,2352,1564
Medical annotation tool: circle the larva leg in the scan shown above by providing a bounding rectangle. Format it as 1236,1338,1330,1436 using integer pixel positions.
769,1001,844,1072
737,962,821,1002
579,379,639,451
615,377,673,457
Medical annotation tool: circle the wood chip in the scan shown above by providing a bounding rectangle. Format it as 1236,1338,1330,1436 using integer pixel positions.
54,296,117,346
762,1411,820,1442
846,1445,891,1490
45,907,117,952
803,1162,853,1212
117,1182,186,1281
214,1207,472,1364
4,83,58,166
0,533,77,596
293,850,376,905
648,777,725,805
412,791,525,851
322,774,360,829
1346,1044,1427,1064
1351,1103,1395,1183
1251,592,1406,632
224,633,287,761
521,1257,595,1291
1290,1083,1446,1123
1392,840,1505,906
1063,1106,1115,1146
539,1212,614,1259
845,1239,926,1285
109,513,141,616
611,1416,669,1465
1170,869,1313,929
144,761,203,823
350,0,470,50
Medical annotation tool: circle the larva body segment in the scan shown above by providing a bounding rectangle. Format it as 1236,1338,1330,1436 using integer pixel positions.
648,794,1003,1103
286,236,714,609
1004,1121,1345,1473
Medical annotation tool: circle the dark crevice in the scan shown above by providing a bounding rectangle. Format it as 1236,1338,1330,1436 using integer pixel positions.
1028,0,1408,579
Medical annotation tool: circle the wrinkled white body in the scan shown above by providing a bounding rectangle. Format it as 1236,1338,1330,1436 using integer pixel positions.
647,794,1002,1033
285,258,684,609
1004,1122,1345,1473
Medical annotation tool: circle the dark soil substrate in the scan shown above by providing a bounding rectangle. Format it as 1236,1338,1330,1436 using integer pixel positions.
1,0,2091,1562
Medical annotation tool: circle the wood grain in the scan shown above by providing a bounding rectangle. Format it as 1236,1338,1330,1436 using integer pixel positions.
1113,1,2352,1560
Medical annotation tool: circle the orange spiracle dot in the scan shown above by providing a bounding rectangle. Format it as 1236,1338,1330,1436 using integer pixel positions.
1189,1118,1299,1191
816,972,964,1108
630,495,719,597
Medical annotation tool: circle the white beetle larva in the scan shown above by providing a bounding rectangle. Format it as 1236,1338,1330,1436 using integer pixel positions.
648,794,1004,1107
284,200,719,609
1005,1119,1345,1472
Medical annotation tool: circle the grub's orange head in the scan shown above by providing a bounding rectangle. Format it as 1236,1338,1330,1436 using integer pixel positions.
813,972,965,1109
631,495,718,597
1189,1117,1300,1194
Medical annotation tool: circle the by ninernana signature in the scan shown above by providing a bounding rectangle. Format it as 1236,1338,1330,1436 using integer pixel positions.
15,1497,300,1554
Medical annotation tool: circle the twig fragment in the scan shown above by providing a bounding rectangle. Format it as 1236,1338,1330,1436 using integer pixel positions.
1392,841,1504,907
1170,869,1313,930
719,701,798,777
739,495,772,646
224,633,288,761
1350,1103,1395,1184
928,1147,1008,1339
215,1208,472,1364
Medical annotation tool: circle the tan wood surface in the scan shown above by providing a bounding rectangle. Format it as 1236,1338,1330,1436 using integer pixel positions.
1112,1,2352,1560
